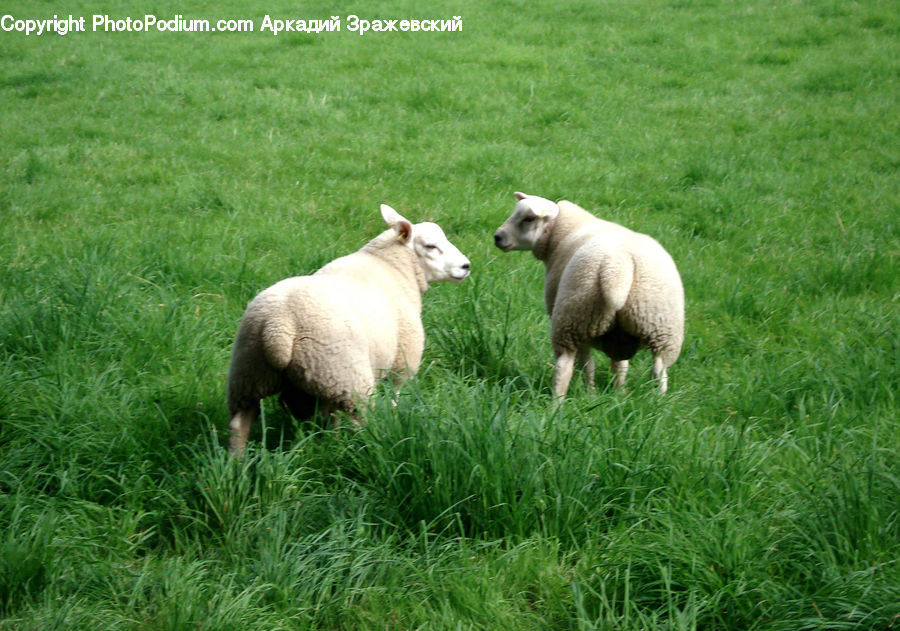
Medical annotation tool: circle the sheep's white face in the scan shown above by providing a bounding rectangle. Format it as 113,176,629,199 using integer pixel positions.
493,192,559,252
381,205,471,283
411,222,471,283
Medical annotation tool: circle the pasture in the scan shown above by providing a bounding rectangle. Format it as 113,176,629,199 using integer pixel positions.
1,0,898,628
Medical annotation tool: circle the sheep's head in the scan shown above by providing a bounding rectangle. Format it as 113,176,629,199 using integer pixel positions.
381,204,471,283
493,192,559,252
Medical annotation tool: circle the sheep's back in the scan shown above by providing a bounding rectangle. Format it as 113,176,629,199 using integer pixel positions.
285,275,399,368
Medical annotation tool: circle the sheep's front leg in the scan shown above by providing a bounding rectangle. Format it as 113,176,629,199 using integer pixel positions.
552,347,576,400
229,404,259,456
611,359,629,389
576,345,595,394
652,355,668,394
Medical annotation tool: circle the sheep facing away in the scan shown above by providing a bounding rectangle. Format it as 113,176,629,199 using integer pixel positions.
494,192,684,398
227,204,471,454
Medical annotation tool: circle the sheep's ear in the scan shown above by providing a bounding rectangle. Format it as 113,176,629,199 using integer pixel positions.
529,196,559,219
394,219,413,244
381,204,406,227
381,204,413,243
514,191,528,201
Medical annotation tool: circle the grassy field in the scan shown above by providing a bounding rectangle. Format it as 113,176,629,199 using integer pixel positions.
2,0,899,628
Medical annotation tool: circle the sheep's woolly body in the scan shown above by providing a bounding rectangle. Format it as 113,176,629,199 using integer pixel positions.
537,201,684,365
227,225,448,454
496,195,684,396
228,230,425,415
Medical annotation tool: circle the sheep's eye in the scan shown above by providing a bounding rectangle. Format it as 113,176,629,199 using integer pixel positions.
424,243,439,251
521,216,536,224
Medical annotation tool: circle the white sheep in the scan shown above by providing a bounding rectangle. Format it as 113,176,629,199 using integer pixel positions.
227,204,471,454
493,192,684,398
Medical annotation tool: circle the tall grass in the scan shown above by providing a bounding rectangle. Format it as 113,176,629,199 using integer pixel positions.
2,0,899,628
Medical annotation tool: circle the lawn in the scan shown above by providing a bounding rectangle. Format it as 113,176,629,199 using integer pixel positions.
1,0,898,629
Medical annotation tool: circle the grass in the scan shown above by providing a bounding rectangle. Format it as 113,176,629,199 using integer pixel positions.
1,0,899,628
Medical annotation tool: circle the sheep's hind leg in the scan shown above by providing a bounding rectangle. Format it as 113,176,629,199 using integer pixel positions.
652,355,668,394
229,404,259,457
323,364,375,429
552,347,577,401
322,395,364,430
610,359,629,389
576,344,595,394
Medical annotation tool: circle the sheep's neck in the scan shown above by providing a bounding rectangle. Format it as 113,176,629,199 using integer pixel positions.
362,233,429,298
533,203,597,316
532,202,595,263
377,245,428,297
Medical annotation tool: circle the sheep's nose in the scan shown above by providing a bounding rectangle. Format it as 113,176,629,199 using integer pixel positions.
462,261,470,270
493,231,503,245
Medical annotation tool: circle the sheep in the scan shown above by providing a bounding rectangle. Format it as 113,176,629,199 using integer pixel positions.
227,204,471,454
493,192,684,399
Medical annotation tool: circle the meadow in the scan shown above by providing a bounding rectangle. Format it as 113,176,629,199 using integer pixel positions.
1,0,898,628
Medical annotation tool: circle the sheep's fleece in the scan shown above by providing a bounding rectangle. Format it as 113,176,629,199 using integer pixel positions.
227,205,470,454
494,192,684,397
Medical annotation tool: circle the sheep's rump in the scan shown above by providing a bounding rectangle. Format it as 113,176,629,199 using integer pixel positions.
227,275,401,417
552,231,683,363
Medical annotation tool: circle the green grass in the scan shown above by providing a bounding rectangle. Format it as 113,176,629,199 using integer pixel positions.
2,0,899,628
